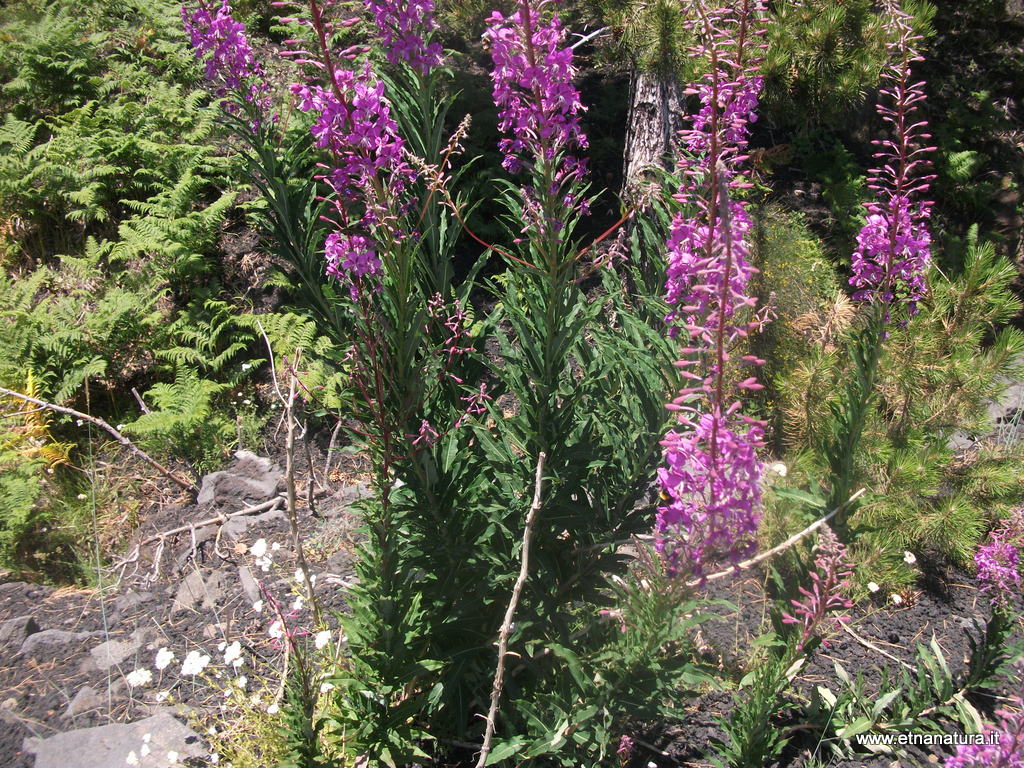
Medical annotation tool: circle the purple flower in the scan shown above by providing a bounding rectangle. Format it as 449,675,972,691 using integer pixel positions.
850,195,931,310
975,508,1024,606
656,1,769,579
291,63,412,201
181,1,271,114
945,691,1024,768
682,74,764,182
482,0,588,177
325,231,380,298
616,735,634,766
849,1,935,314
781,526,854,649
657,411,765,578
364,0,443,74
664,201,759,340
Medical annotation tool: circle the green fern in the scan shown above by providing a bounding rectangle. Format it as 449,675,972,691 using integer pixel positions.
122,366,233,472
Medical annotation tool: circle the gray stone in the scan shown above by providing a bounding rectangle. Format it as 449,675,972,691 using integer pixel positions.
322,482,370,519
0,615,40,644
89,636,141,670
197,450,281,507
253,508,286,525
25,712,206,768
222,515,250,540
112,590,154,615
20,629,95,657
237,565,260,604
171,569,229,615
202,622,226,640
64,686,106,718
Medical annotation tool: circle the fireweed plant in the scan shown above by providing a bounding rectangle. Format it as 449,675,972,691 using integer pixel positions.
824,0,936,521
184,0,700,764
178,0,1016,765
655,0,771,581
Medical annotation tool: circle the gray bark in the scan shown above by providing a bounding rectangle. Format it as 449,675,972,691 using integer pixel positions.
621,68,684,198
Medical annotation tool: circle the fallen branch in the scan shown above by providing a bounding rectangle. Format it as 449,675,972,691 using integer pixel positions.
839,619,916,672
476,451,546,768
135,496,284,548
690,488,867,587
0,386,197,492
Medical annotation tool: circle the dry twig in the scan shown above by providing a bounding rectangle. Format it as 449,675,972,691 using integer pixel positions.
690,488,867,587
476,452,547,768
0,386,197,491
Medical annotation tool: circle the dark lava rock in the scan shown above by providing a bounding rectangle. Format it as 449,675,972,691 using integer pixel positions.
0,616,40,645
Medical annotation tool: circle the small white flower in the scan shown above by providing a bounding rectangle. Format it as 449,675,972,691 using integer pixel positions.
903,550,917,565
210,753,220,765
314,631,331,650
125,750,138,766
181,650,211,676
271,542,281,551
320,682,335,694
76,493,87,500
140,743,151,758
115,424,124,430
867,582,880,593
207,727,217,736
309,573,317,586
125,668,152,688
155,690,170,702
236,676,248,690
268,621,284,640
241,363,251,371
890,593,904,605
167,751,179,764
243,399,252,406
223,641,243,668
155,647,175,671
292,595,304,611
142,734,151,744
250,539,267,558
267,703,280,715
294,568,306,583
767,461,788,478
252,600,264,613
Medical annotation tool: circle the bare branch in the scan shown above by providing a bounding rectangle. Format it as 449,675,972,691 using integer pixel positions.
690,488,867,587
0,386,197,492
476,452,547,768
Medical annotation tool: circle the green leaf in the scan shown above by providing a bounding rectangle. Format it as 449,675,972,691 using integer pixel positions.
484,738,525,765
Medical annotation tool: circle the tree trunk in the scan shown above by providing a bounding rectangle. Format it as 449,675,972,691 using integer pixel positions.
621,68,684,199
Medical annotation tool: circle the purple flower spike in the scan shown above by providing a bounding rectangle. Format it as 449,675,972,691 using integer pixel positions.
181,1,271,116
849,0,935,314
364,0,443,74
291,62,413,202
945,669,1024,768
657,412,765,578
975,507,1024,606
483,0,588,177
781,526,854,649
656,0,769,579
